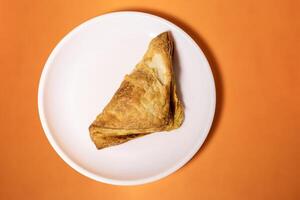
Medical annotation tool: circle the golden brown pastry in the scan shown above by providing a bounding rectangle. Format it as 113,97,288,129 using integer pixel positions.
89,32,184,149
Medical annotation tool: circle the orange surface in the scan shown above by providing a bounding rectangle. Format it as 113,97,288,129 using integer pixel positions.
1,0,299,199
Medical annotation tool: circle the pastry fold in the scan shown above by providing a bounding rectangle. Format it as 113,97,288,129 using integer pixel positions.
89,32,184,149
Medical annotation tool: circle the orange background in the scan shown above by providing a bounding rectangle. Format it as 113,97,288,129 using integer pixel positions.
1,0,299,199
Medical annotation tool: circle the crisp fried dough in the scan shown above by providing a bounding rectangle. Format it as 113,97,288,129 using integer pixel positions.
89,32,184,149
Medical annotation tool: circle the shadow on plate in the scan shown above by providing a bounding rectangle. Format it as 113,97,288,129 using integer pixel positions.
116,8,224,167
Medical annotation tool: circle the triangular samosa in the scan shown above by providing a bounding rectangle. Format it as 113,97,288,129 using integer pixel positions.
89,32,184,149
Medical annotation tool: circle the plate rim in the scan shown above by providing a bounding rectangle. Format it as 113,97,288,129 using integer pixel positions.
38,11,216,185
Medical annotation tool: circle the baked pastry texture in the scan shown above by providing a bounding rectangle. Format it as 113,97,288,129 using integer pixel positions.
89,32,184,149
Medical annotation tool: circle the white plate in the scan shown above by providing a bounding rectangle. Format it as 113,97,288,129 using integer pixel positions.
38,11,216,185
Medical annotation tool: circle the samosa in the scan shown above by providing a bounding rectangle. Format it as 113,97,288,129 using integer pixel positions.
89,32,184,149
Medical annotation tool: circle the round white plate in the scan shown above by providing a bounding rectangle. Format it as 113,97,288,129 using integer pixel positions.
38,11,215,185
